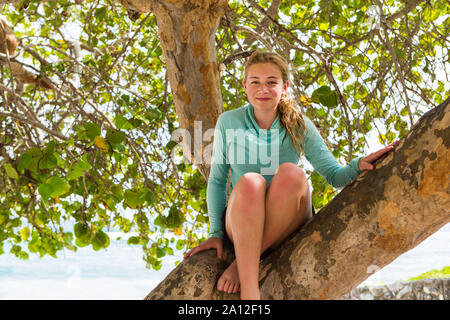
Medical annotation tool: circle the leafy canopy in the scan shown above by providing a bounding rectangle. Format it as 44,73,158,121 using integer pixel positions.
0,0,448,269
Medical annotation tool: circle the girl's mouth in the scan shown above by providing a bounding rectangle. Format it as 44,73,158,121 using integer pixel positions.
256,97,270,101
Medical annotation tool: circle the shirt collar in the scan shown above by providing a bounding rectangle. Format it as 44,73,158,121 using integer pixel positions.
246,103,281,132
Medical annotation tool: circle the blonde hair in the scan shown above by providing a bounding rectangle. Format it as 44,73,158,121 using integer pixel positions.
243,50,306,156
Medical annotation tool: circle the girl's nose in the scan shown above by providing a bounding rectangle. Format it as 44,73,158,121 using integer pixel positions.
258,85,269,93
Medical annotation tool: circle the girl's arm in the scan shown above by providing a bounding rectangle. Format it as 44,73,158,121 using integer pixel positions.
302,116,398,188
302,116,363,188
184,115,229,260
206,114,230,238
357,140,399,170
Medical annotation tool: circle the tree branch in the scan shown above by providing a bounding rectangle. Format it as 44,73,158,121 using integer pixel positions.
243,0,282,48
0,111,69,141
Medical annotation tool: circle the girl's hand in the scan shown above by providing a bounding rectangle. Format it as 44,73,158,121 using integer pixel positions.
358,140,399,171
184,237,223,260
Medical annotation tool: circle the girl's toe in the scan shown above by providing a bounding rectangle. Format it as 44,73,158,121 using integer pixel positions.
217,279,224,291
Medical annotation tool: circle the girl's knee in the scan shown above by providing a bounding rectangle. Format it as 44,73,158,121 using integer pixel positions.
271,163,308,193
234,172,266,202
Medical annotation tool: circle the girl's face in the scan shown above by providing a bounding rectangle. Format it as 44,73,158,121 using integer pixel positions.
243,62,289,112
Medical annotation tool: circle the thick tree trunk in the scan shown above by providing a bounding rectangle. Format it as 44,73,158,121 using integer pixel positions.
145,97,450,300
122,0,228,178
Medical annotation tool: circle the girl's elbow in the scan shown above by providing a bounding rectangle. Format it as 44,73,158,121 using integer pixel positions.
327,176,347,189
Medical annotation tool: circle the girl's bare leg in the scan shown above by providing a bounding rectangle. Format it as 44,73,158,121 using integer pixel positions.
262,163,312,252
220,172,266,299
217,163,311,299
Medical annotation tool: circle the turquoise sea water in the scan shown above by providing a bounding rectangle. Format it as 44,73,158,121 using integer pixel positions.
0,224,449,299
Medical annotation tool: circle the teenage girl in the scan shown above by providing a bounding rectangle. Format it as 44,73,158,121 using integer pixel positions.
184,50,397,300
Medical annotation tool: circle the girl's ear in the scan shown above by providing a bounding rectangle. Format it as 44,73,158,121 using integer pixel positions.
283,80,290,94
242,78,248,92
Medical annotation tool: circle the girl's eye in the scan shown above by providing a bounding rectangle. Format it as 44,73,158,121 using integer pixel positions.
249,80,278,85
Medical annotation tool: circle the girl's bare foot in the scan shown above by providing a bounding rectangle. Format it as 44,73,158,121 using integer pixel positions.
240,287,261,300
217,260,240,294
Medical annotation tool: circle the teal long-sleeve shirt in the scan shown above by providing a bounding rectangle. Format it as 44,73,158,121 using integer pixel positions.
206,103,363,238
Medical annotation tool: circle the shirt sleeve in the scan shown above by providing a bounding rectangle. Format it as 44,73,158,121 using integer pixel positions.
206,114,230,238
302,116,363,188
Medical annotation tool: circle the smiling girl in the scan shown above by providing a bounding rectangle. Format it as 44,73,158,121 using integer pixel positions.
184,50,397,300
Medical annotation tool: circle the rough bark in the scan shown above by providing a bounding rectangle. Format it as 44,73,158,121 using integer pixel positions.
145,97,450,300
342,278,450,300
122,0,228,179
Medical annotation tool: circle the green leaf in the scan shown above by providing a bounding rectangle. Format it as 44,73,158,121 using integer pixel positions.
76,125,88,141
38,183,54,200
74,223,91,244
127,236,140,245
154,215,164,227
114,115,134,130
75,238,90,248
44,141,56,154
85,122,101,140
166,206,185,228
156,246,166,258
400,107,409,117
311,86,338,108
111,185,124,201
95,6,108,20
17,154,33,171
4,163,19,180
124,190,145,208
67,159,91,181
67,167,83,181
176,239,185,250
145,108,163,122
128,118,143,129
63,232,76,250
78,157,91,171
106,129,126,145
47,176,70,198
91,230,110,251
39,153,58,170
144,189,156,205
